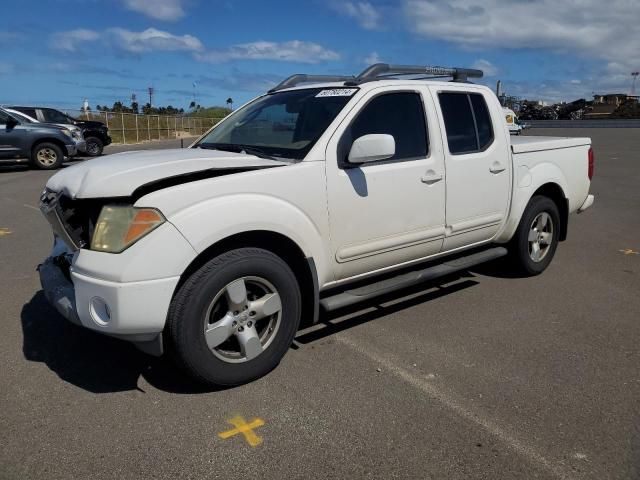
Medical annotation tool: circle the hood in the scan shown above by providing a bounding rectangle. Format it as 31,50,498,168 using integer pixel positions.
46,148,288,199
73,119,107,129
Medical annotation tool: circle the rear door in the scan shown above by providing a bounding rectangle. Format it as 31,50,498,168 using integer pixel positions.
325,86,446,280
433,87,511,251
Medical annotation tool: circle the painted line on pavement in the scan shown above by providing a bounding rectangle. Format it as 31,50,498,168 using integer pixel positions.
335,333,576,480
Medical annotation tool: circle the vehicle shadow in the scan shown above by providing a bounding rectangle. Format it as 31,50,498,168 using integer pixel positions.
295,274,478,345
22,274,480,395
21,291,214,394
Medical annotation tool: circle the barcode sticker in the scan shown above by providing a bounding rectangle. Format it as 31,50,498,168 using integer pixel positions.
315,89,358,97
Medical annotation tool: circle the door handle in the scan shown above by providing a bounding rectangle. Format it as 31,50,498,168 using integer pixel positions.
421,170,443,184
489,162,506,174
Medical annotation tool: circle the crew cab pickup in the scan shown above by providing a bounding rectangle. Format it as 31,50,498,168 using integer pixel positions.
37,64,595,386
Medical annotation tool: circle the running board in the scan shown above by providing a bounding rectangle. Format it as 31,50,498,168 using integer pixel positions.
320,247,507,312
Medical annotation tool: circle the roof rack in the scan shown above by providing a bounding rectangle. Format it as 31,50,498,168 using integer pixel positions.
269,74,356,93
269,63,483,92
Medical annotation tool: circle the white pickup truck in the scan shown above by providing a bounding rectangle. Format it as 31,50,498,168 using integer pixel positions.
38,64,595,386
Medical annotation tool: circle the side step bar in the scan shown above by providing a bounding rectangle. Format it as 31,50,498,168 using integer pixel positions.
320,247,507,312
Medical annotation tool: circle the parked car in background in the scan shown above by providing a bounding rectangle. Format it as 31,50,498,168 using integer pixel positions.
37,63,595,386
4,108,86,155
0,107,84,169
10,106,111,156
503,107,529,135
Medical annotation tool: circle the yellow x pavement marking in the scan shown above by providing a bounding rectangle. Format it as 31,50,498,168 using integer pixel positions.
0,228,12,237
619,249,639,255
218,415,265,447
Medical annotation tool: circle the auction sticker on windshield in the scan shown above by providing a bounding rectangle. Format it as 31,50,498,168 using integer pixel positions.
315,89,358,97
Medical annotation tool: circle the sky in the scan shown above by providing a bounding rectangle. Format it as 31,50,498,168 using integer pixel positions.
1,0,639,111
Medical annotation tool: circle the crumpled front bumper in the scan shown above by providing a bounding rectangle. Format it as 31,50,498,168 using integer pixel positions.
37,244,179,357
38,256,81,326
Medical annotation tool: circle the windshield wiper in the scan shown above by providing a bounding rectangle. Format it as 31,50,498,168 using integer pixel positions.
197,143,278,160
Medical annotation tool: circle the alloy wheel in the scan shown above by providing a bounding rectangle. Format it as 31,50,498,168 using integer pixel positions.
203,276,282,363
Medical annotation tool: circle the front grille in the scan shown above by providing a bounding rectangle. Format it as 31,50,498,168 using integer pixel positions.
56,196,103,248
40,190,105,249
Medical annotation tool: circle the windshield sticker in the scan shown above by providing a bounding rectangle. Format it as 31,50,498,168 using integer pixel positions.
315,89,358,98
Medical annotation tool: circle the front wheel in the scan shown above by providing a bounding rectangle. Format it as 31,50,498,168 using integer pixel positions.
166,248,301,386
84,136,104,156
508,195,560,276
31,142,64,169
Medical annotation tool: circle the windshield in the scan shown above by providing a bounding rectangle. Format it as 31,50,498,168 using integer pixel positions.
196,87,357,160
8,110,35,123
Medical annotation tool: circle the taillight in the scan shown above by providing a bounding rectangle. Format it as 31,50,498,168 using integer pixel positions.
588,147,594,180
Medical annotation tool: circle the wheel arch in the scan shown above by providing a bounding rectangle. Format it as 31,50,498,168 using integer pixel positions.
31,138,68,158
176,230,320,327
531,182,569,241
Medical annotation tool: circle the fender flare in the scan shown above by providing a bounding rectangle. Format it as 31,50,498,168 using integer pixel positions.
497,162,568,243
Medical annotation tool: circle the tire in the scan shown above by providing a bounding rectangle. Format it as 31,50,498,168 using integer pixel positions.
509,195,561,276
84,136,104,156
166,248,301,387
31,142,64,170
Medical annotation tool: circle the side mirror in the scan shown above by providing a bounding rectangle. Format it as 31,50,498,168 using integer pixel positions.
348,134,395,164
6,117,19,129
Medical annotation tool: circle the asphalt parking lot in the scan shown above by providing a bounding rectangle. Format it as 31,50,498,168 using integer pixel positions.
1,129,638,480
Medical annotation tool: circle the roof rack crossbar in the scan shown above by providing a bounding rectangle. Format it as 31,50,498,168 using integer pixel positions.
354,63,483,83
269,74,356,93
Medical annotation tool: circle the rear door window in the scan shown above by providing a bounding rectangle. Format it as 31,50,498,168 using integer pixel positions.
470,94,494,150
438,93,477,154
439,92,494,154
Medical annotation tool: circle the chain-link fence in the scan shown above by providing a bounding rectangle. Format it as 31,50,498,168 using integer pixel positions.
63,110,227,144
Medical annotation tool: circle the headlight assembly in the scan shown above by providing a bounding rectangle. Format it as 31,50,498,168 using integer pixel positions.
90,205,165,253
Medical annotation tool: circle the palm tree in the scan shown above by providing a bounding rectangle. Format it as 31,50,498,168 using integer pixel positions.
226,97,234,110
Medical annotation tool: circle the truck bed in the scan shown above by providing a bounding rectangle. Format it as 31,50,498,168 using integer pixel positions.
510,136,591,154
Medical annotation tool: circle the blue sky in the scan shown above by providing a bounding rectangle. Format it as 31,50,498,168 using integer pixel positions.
1,0,638,110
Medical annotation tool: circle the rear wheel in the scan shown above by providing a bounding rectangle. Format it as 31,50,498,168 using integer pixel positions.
509,195,560,276
166,248,301,386
31,142,64,169
84,136,104,156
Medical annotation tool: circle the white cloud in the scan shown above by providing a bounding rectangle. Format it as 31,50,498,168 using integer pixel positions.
471,59,498,77
404,0,640,83
121,0,186,21
107,28,203,53
50,28,203,54
333,2,382,30
50,29,100,52
364,51,383,65
196,40,340,64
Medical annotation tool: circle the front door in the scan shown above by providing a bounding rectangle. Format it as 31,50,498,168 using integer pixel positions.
434,88,511,251
0,111,25,159
325,86,446,281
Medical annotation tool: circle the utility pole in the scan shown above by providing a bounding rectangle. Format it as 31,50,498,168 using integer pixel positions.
148,87,154,107
631,72,639,97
